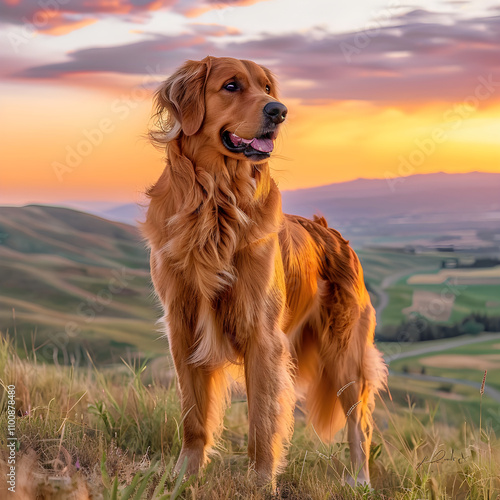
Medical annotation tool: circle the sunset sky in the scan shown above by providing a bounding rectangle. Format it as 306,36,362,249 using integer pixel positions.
1,0,500,206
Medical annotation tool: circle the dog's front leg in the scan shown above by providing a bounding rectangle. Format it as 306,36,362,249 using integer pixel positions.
244,330,295,486
168,321,227,476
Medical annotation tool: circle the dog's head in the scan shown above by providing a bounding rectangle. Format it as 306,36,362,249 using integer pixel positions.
151,56,287,163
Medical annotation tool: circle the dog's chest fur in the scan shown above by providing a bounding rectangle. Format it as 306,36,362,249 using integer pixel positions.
147,165,286,366
153,230,285,367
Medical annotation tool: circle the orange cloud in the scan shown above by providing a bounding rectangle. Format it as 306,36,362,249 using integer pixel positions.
41,15,97,36
0,0,175,36
0,0,266,36
184,0,270,18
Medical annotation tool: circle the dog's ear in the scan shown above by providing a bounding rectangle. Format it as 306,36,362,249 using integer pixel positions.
154,58,212,138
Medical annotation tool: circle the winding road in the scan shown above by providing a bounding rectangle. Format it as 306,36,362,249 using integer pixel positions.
374,266,438,322
385,332,500,363
385,333,500,403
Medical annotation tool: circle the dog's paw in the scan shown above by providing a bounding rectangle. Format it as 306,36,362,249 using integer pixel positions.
345,473,372,491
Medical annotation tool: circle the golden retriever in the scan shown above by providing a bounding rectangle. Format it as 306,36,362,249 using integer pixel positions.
143,56,387,487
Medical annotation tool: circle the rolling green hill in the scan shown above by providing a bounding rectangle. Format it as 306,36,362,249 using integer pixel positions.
1,204,498,363
0,205,163,364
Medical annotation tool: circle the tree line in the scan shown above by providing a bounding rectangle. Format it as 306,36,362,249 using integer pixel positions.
377,313,500,342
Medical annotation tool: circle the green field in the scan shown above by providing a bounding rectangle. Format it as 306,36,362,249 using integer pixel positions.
382,281,500,326
358,249,500,330
358,248,444,287
389,337,500,391
388,374,498,428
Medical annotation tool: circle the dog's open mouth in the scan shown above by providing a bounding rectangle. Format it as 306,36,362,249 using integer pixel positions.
221,130,276,158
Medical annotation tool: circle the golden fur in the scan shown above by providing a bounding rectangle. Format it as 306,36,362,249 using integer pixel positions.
143,56,387,486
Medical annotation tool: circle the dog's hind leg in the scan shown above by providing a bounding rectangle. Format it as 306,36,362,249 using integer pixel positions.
333,303,386,486
342,378,373,486
306,296,386,487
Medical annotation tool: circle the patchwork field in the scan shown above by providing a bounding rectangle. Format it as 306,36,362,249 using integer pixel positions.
375,265,500,328
389,336,500,392
419,353,500,370
408,266,500,285
402,290,455,321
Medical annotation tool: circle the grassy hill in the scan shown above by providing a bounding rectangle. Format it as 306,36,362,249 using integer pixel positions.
1,205,500,498
0,205,162,364
1,332,499,499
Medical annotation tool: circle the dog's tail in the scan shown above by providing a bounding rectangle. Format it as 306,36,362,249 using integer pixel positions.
297,215,388,442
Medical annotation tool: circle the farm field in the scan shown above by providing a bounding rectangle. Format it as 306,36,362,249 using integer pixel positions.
375,266,500,328
387,373,499,428
378,332,499,360
388,335,500,395
408,266,500,285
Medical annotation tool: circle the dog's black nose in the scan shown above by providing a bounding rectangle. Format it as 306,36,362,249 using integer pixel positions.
263,102,288,124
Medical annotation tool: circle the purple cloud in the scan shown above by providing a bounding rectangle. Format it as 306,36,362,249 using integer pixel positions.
0,0,269,33
13,9,500,104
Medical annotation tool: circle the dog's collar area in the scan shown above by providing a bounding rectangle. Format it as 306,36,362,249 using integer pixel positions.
221,130,274,158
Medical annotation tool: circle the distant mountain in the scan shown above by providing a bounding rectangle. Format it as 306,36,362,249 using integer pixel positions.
48,202,147,226
280,172,500,248
102,203,147,225
0,205,161,365
66,172,499,249
69,172,500,228
281,172,500,223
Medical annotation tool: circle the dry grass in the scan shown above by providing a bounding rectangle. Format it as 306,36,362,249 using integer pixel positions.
1,332,500,499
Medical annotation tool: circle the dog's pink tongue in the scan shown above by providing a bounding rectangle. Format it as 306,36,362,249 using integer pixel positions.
250,138,274,153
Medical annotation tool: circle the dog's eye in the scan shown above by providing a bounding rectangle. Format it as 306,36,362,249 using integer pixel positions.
223,82,239,92
265,85,271,94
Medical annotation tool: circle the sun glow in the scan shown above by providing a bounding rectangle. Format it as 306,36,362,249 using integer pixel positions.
2,87,500,204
